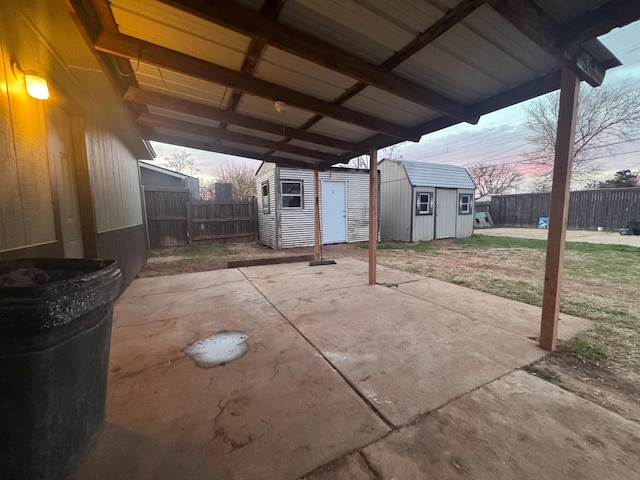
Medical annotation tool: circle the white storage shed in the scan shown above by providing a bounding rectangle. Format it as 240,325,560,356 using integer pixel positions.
256,163,371,249
379,159,475,242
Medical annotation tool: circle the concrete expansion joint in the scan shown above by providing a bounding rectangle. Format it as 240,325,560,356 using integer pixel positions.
359,451,383,480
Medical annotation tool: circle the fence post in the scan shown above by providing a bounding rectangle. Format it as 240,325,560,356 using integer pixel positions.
186,201,193,246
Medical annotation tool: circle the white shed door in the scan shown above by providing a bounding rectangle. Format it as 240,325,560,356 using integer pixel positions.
435,188,457,239
322,181,347,243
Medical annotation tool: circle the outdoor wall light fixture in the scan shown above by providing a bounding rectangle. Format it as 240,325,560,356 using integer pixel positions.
11,60,49,100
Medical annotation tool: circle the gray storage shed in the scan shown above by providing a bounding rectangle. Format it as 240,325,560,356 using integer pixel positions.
256,163,371,249
379,159,475,242
139,161,200,200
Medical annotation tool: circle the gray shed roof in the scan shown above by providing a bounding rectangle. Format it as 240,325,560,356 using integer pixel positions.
402,160,475,189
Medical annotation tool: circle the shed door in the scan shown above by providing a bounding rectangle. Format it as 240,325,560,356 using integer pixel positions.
46,106,84,258
435,188,457,239
322,181,347,243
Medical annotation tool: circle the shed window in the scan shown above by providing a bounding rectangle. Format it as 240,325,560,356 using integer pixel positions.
415,191,433,215
281,180,303,208
458,194,473,215
261,182,270,214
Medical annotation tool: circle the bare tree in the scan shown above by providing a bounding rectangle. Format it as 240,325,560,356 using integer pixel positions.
199,179,216,201
340,143,405,169
524,85,640,190
161,150,200,176
467,162,524,197
214,161,256,201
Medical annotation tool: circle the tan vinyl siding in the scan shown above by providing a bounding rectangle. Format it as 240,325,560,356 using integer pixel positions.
379,160,411,242
0,19,56,251
85,126,143,233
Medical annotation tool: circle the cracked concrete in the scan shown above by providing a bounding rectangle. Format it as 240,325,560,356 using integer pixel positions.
72,259,639,480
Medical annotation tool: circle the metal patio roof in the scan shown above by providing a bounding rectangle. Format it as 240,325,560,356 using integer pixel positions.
65,0,640,169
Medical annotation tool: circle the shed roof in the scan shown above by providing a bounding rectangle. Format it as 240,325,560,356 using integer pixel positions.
399,160,476,189
139,161,197,179
62,0,639,170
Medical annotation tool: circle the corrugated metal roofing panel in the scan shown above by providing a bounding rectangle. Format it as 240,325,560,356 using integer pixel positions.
134,63,231,107
227,125,286,143
287,139,345,155
254,46,358,101
400,160,475,189
111,0,249,71
393,5,560,104
236,94,317,126
307,117,377,143
343,86,441,127
147,106,220,129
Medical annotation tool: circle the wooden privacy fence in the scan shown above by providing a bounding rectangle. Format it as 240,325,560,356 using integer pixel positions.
143,187,258,248
488,187,640,230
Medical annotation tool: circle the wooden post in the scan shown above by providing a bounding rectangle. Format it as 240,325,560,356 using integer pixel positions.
540,67,580,351
313,166,321,261
368,148,378,284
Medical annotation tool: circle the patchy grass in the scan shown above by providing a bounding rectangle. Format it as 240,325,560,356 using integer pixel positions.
525,366,560,382
566,337,607,366
360,241,436,253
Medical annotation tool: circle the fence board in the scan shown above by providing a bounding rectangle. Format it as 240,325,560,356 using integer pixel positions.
144,189,258,248
488,187,640,230
144,188,190,248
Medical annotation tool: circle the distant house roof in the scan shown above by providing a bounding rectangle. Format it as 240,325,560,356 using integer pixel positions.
397,160,475,189
139,161,197,180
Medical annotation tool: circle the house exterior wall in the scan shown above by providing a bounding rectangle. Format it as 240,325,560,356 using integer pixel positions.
379,160,411,242
85,121,146,290
256,163,277,248
256,164,370,249
456,188,475,238
0,6,60,259
0,0,149,289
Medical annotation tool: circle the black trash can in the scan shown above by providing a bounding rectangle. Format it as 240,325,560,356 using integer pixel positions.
0,258,121,480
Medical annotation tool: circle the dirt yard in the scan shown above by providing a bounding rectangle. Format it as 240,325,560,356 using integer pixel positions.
139,237,639,424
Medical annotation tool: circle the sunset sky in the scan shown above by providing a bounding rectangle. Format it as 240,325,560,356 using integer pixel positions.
150,21,640,191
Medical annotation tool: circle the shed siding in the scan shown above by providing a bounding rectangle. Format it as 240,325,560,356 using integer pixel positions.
322,169,370,243
456,188,475,238
280,168,315,248
411,187,435,242
257,165,370,249
256,166,277,248
379,160,411,242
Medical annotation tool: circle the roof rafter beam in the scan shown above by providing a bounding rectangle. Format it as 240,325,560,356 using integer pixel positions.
337,69,568,166
159,0,476,123
142,129,317,169
137,112,342,163
94,31,418,141
492,0,606,86
123,87,357,151
557,0,640,50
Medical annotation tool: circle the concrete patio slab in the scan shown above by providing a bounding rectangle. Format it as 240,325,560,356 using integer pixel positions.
357,370,640,480
71,258,636,480
397,278,591,341
72,269,389,480
274,282,545,426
